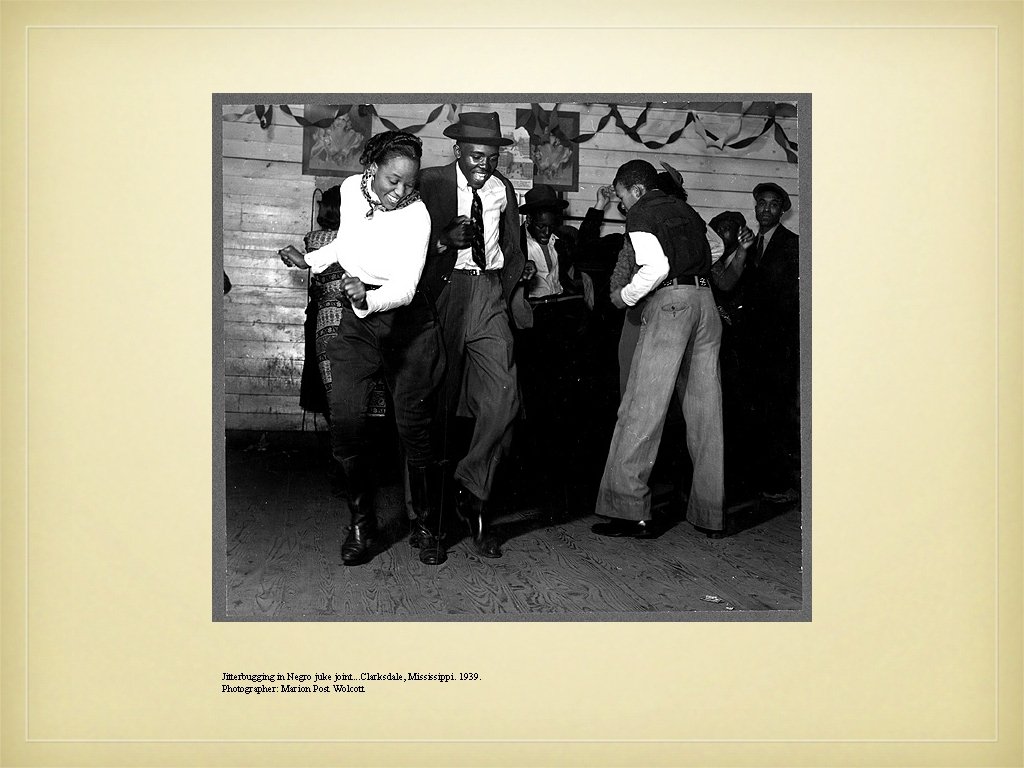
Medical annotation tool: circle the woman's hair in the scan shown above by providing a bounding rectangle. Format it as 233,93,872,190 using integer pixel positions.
359,130,423,168
316,185,341,230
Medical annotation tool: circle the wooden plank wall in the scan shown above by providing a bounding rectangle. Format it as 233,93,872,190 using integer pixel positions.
221,102,800,431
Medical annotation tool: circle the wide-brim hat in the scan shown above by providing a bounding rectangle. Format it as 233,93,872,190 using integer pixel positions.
443,111,513,146
520,184,569,215
752,182,792,212
709,211,747,232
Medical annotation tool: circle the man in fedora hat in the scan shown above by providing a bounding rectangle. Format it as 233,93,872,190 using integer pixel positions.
744,181,800,505
416,111,531,559
518,184,575,300
514,183,592,516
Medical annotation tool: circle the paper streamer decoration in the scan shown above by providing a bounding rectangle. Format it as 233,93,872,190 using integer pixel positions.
224,101,798,163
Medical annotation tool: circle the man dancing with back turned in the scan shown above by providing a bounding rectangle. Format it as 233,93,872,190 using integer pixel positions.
593,159,726,538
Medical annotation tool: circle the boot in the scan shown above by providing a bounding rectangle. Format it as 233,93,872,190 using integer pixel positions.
455,484,502,558
337,455,377,566
409,463,447,565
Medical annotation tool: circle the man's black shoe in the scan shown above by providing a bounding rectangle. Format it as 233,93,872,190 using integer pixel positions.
693,525,727,539
591,518,657,538
455,485,502,558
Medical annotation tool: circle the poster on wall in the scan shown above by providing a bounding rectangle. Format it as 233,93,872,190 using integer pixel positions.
515,107,579,192
497,125,535,193
301,104,372,177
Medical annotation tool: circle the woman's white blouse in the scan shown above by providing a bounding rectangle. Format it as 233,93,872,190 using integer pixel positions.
304,174,431,318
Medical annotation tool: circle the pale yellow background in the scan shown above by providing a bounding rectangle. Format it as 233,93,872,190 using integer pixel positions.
2,1,1021,766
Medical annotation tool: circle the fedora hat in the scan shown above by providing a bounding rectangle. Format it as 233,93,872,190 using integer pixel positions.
752,182,792,212
443,111,513,146
519,184,569,215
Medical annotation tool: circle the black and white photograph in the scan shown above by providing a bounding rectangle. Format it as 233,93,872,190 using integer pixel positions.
216,96,809,621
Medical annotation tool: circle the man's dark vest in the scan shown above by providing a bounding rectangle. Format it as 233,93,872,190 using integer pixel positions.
626,190,711,278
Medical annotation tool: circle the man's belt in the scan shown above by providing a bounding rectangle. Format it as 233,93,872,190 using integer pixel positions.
658,274,711,290
452,267,497,276
527,293,584,306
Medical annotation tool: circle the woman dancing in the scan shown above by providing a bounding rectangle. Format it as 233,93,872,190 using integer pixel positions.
280,130,447,566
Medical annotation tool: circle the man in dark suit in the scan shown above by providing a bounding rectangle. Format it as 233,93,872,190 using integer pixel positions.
417,112,532,559
744,182,801,503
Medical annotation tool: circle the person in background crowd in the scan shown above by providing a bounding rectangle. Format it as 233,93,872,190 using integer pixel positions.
515,184,589,516
608,224,641,400
744,182,801,504
279,131,446,567
594,159,725,539
532,184,629,514
417,112,532,559
281,185,343,418
708,210,757,502
520,184,577,301
709,210,751,296
573,184,625,322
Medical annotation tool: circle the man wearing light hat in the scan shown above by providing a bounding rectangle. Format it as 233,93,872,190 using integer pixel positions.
417,112,531,559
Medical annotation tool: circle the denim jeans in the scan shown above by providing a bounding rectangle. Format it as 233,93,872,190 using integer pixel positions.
596,283,725,528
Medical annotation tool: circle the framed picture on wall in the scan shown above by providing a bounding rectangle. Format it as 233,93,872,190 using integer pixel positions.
515,107,579,192
301,104,372,177
497,125,534,189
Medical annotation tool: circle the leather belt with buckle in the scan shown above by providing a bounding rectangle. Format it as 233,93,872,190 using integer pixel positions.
527,293,583,306
658,275,710,290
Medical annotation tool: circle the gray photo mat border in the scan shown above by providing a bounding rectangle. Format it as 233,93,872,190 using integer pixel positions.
211,92,811,623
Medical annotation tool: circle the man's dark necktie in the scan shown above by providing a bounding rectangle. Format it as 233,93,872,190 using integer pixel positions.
753,233,764,267
471,188,486,270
